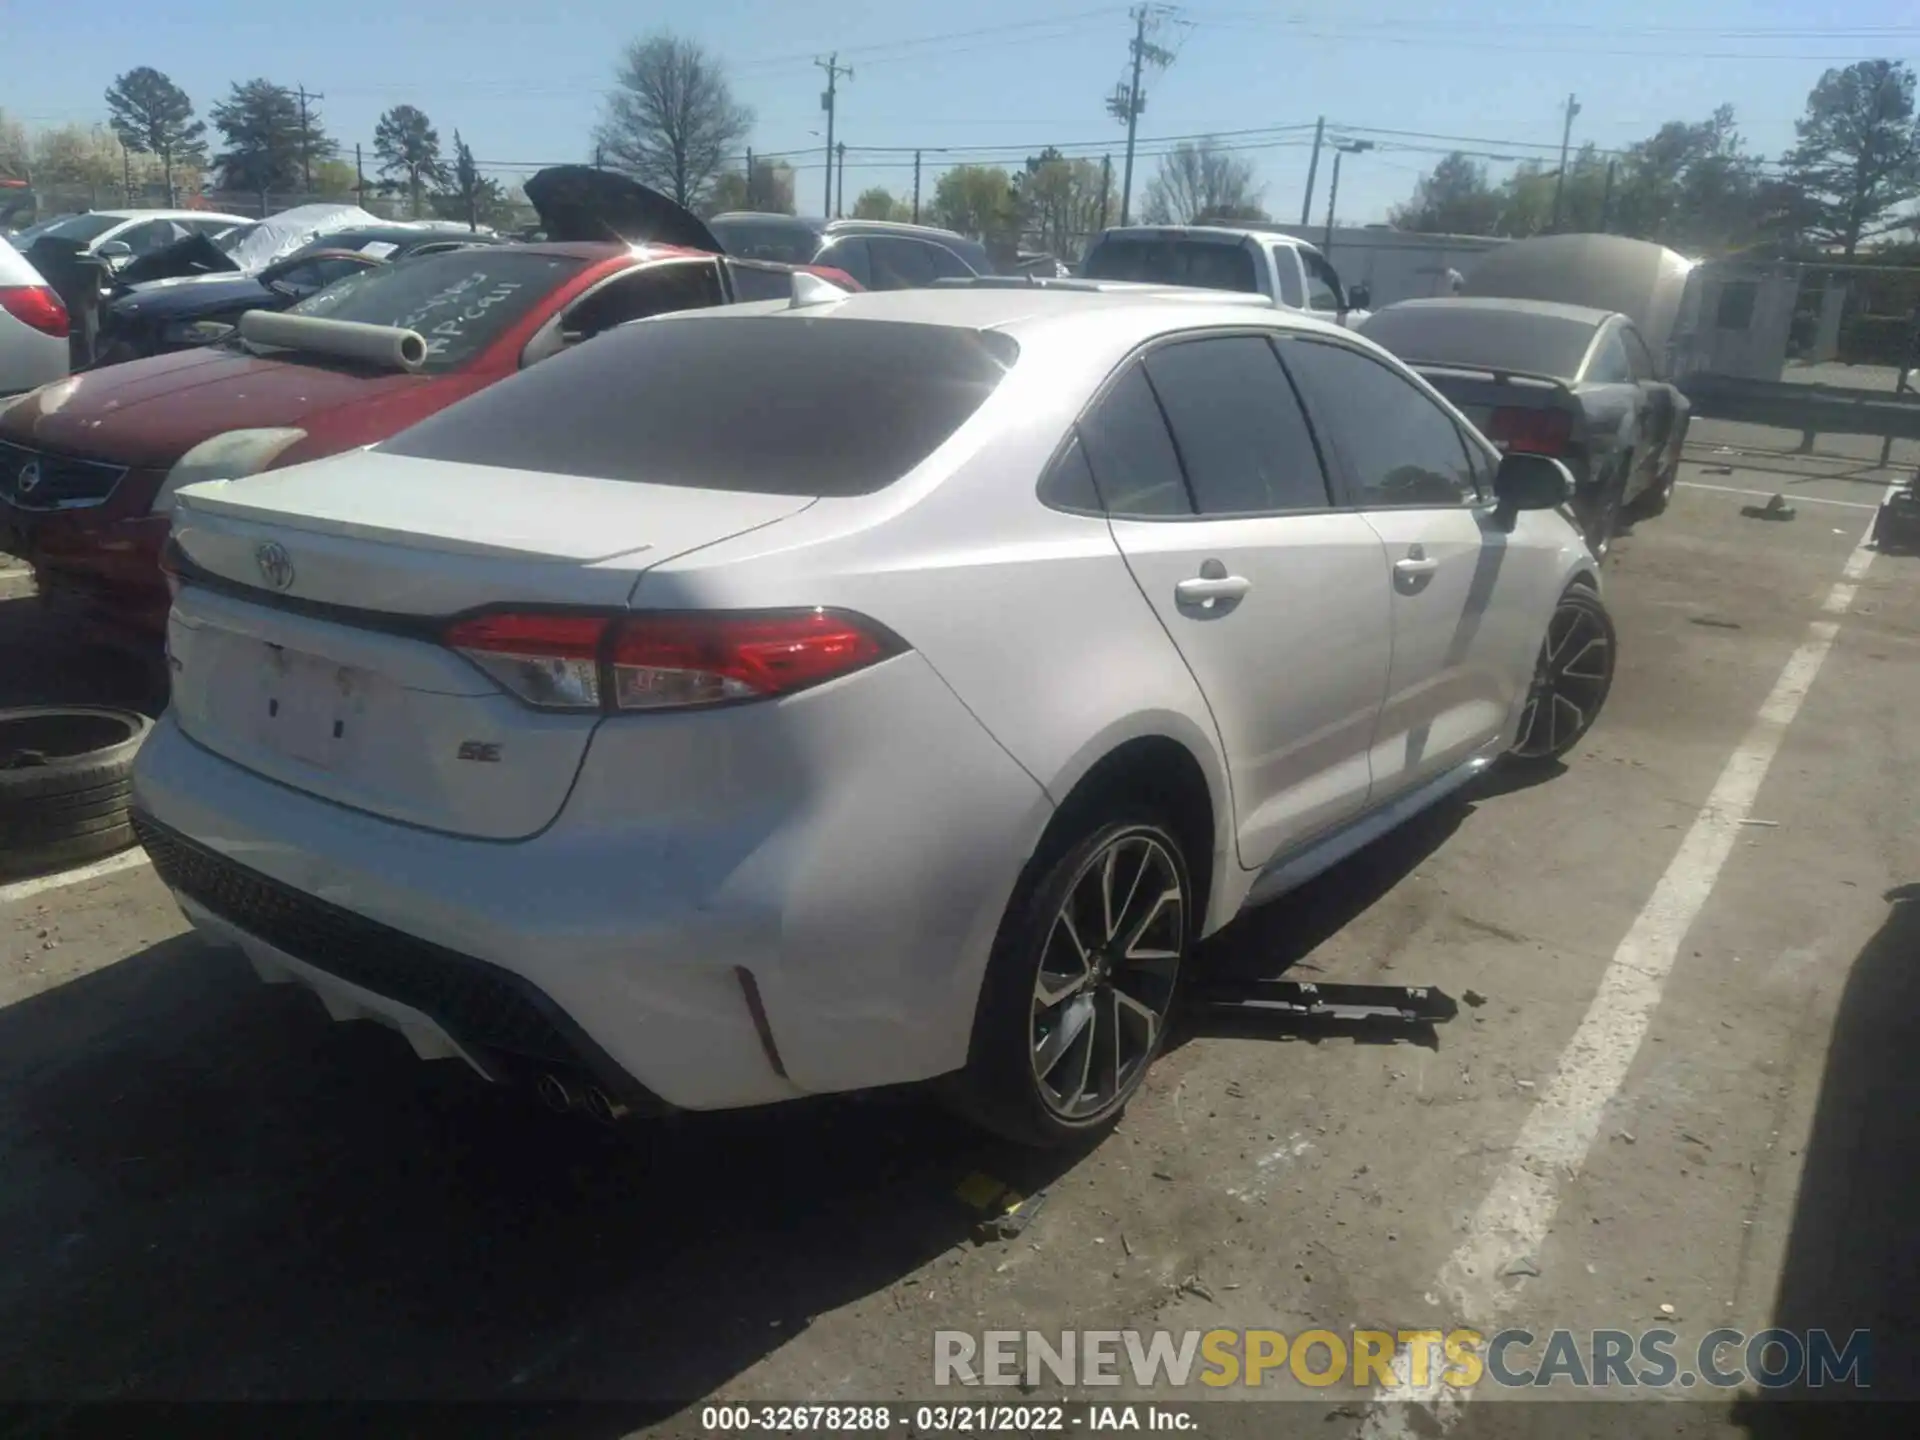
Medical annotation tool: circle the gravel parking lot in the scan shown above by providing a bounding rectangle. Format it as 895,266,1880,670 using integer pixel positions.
3,418,1917,1435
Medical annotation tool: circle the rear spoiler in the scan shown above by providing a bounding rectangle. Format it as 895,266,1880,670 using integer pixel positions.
1405,359,1576,398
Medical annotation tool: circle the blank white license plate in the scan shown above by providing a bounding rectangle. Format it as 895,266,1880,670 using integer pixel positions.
255,647,363,771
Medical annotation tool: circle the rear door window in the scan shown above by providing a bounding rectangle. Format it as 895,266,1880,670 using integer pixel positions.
1075,363,1193,517
814,237,872,287
1141,336,1331,514
383,314,1014,497
866,237,939,289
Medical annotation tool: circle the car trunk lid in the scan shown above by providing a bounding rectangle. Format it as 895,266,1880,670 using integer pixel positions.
165,449,814,839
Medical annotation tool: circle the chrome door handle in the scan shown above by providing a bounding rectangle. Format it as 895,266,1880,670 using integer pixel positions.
1394,557,1439,578
1175,575,1252,604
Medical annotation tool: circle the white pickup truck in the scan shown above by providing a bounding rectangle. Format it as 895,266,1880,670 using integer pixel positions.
1080,225,1372,328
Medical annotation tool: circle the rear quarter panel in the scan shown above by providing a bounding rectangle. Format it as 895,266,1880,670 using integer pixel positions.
625,328,1244,932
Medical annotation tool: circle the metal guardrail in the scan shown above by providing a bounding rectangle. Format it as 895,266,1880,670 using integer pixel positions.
1679,371,1920,460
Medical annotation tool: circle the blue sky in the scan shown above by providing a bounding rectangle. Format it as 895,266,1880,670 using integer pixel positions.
4,0,1916,226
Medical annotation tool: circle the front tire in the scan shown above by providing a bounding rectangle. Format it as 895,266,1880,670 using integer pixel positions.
1511,585,1615,766
948,810,1191,1149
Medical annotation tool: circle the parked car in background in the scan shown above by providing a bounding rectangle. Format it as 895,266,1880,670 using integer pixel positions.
1360,297,1689,560
1461,232,1700,378
97,226,507,362
0,167,858,665
4,209,250,269
707,213,990,288
0,241,68,399
1081,225,1371,327
132,281,1605,1148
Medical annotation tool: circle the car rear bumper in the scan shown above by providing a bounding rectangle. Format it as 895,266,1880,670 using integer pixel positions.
130,655,1054,1112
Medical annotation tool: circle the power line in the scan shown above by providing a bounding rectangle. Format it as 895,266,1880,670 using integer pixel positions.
1185,22,1915,63
1189,9,1920,40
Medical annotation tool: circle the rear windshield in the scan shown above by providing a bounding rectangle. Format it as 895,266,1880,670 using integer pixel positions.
381,313,1015,496
1082,237,1259,294
281,249,583,370
709,217,823,265
1359,306,1599,381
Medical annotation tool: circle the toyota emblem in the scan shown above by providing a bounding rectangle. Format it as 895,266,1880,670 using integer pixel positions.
255,541,295,591
15,460,41,497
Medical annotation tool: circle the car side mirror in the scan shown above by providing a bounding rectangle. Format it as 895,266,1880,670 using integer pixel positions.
1493,451,1574,527
95,240,133,261
1346,282,1371,310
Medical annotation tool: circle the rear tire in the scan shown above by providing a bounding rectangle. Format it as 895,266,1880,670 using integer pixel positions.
945,808,1192,1149
1510,585,1615,766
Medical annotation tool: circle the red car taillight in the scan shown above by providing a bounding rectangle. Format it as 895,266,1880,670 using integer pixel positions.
1485,406,1572,456
444,609,904,713
0,284,70,339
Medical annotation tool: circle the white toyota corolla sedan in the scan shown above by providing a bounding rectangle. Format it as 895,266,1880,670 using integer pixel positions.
131,279,1611,1147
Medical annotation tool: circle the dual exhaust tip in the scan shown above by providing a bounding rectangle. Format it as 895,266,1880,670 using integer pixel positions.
536,1071,630,1124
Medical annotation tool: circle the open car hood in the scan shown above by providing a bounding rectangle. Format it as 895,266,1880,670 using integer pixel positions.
116,232,237,286
115,203,384,288
524,165,721,251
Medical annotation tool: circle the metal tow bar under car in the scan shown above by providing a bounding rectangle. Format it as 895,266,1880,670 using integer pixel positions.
1184,978,1462,1047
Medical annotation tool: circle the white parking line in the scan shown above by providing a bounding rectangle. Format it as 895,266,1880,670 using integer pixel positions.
1677,480,1880,511
0,848,153,907
1362,482,1900,1434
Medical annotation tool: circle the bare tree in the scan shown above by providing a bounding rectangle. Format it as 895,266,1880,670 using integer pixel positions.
594,32,753,209
374,104,449,219
1141,139,1266,224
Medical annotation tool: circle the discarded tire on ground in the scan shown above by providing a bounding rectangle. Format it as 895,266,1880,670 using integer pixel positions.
0,706,152,881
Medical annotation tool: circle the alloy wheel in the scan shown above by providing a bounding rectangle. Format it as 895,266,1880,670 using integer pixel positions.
1513,593,1613,761
1029,832,1185,1120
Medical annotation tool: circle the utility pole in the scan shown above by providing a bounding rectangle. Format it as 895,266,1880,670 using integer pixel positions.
594,142,605,171
912,149,922,224
1118,6,1149,226
745,147,755,209
121,142,133,205
835,141,847,218
1323,139,1373,256
354,142,366,204
817,53,853,217
296,84,324,195
1550,92,1580,232
1600,158,1617,233
1300,116,1325,226
1099,153,1113,230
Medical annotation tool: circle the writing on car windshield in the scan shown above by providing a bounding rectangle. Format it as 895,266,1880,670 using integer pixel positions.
284,251,584,370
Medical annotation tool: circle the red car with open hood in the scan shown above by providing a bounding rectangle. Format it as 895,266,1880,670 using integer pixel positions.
0,167,857,671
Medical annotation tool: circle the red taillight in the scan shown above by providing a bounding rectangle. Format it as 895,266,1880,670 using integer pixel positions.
1485,406,1572,456
0,285,70,339
608,611,897,710
444,612,611,711
444,608,901,712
